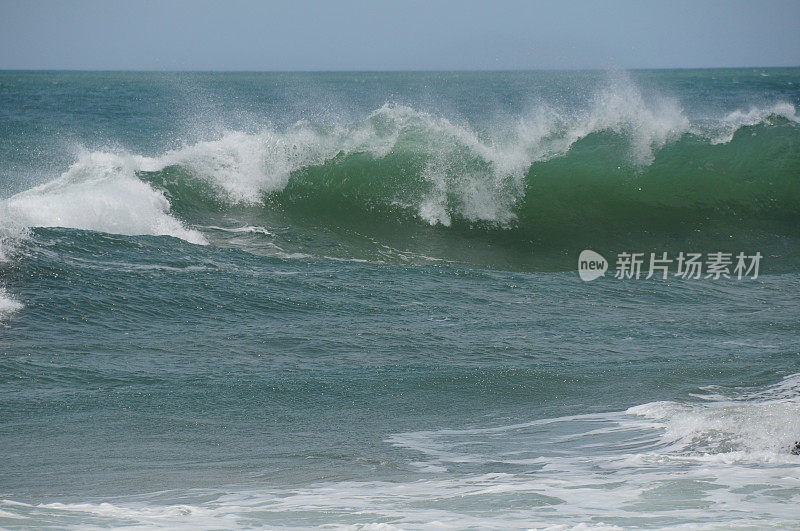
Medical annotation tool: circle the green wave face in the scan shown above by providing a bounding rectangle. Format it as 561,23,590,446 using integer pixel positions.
133,114,800,271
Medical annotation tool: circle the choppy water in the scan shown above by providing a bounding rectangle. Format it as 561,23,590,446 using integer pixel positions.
0,69,799,529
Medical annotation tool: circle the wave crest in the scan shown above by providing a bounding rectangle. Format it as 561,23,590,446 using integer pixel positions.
2,151,206,245
1,74,798,261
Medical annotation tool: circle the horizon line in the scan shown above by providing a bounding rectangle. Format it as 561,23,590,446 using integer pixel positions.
1,65,799,74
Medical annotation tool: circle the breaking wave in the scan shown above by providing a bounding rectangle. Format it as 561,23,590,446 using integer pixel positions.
1,151,206,245
1,73,798,270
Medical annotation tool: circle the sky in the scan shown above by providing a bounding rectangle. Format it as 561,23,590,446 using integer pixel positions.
1,0,799,71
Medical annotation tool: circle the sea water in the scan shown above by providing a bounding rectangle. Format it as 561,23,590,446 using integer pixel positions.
0,69,799,529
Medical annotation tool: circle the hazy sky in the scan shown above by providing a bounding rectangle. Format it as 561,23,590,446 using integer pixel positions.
1,0,799,70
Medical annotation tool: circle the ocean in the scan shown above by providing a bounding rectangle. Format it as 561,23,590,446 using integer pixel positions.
0,69,798,529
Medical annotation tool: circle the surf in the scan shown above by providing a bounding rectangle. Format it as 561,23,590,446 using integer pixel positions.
1,72,799,272
2,373,797,529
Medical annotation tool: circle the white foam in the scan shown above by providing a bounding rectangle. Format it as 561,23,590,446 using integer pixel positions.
3,370,799,531
0,286,22,318
0,489,641,530
1,151,206,245
0,224,26,318
627,372,800,457
693,102,800,144
5,373,797,529
379,373,800,527
203,225,273,235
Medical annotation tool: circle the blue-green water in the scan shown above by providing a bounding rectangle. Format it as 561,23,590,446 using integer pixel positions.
0,70,799,529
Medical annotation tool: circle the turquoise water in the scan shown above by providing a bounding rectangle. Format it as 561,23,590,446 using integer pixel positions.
0,70,799,529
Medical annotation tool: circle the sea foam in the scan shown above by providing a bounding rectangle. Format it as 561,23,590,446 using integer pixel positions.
2,151,207,245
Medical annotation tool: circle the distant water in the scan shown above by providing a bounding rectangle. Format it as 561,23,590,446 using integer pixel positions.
0,70,799,529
